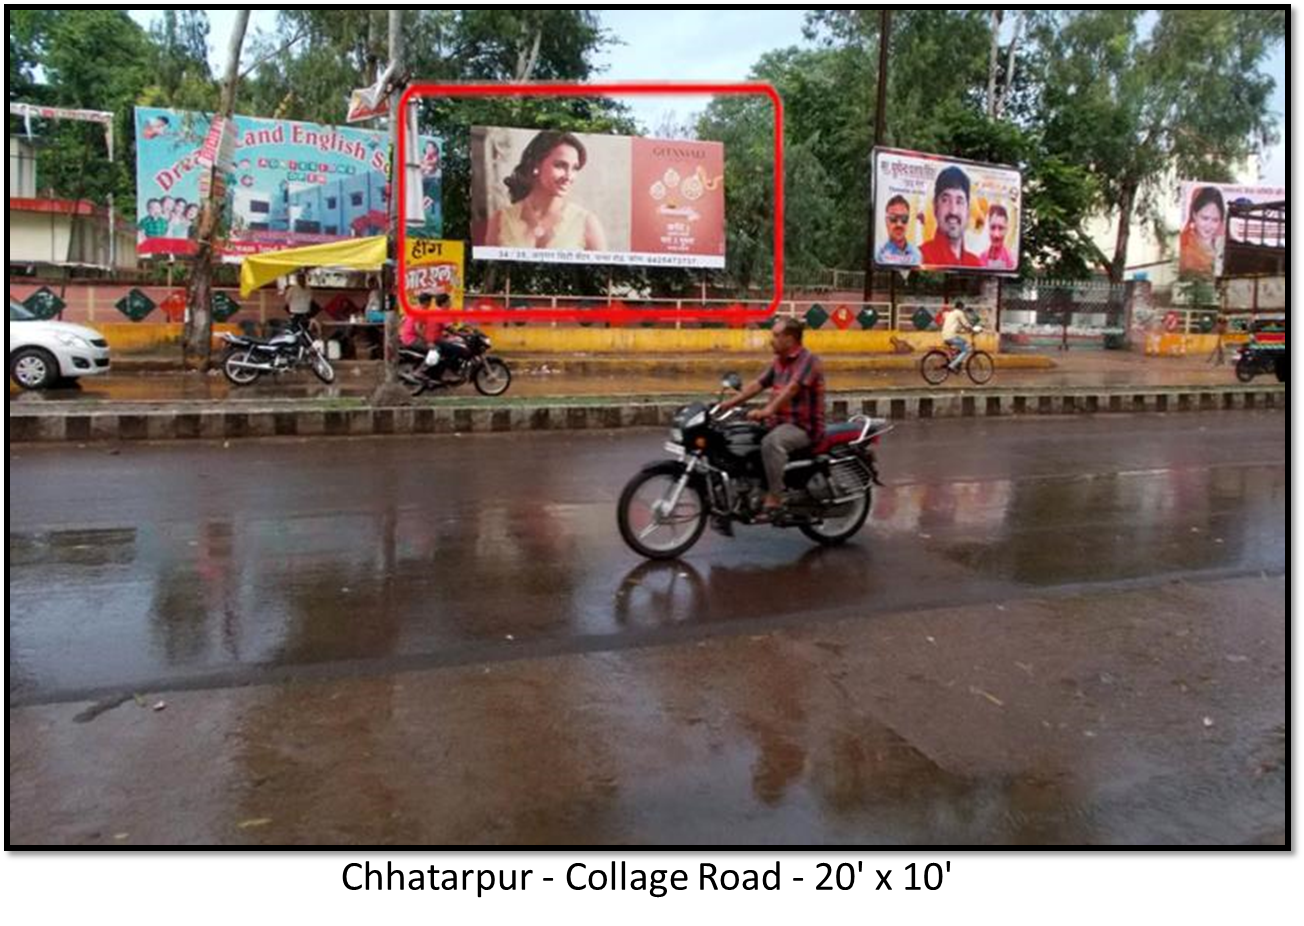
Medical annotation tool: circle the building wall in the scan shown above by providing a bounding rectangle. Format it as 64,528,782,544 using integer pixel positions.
9,137,38,197
9,210,137,270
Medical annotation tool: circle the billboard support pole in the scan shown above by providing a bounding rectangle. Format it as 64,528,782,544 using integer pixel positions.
996,276,1004,334
889,271,897,329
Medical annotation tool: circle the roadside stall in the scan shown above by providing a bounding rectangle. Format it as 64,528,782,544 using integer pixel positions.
239,236,389,359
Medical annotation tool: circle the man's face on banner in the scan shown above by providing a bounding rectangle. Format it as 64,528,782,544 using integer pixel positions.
935,185,968,244
988,211,1007,248
886,202,910,246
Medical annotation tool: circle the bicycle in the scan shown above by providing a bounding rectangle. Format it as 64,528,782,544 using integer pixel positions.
920,334,994,386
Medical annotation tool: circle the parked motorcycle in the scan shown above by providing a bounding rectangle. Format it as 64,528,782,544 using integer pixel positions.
220,318,335,385
1233,342,1286,383
617,374,892,559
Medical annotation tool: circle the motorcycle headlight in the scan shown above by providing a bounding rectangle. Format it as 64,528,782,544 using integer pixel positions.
670,427,684,443
482,337,492,349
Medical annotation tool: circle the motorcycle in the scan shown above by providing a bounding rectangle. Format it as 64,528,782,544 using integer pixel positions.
398,324,512,396
617,374,892,559
220,317,335,385
1233,342,1286,383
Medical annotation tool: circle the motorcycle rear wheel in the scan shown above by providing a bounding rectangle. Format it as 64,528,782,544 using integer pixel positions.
222,347,261,385
799,490,871,546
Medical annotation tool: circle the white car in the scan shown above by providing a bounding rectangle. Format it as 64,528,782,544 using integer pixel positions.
8,300,112,389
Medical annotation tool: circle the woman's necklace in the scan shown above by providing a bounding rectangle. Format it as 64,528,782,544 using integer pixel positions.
523,201,555,241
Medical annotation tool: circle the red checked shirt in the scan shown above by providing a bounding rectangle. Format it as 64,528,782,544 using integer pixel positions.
759,346,825,441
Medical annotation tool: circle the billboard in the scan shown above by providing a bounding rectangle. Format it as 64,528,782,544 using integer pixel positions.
134,107,441,260
470,126,725,268
1178,181,1285,279
872,147,1021,274
403,238,465,310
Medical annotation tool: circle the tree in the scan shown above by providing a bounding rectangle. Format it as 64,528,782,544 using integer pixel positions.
143,11,217,110
185,10,250,370
701,10,1104,285
698,47,854,290
9,11,151,208
8,10,54,108
239,10,636,296
1033,9,1285,281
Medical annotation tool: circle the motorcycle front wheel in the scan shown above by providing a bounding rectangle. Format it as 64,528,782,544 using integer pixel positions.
310,350,336,384
617,462,709,560
1235,358,1257,383
474,357,512,396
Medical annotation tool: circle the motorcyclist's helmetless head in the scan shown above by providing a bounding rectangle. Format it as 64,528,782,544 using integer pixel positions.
770,317,803,354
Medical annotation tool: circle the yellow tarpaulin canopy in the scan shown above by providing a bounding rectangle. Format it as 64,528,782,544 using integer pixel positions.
239,236,388,296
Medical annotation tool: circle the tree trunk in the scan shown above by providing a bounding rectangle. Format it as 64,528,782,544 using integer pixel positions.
384,8,403,386
185,10,249,371
515,26,543,82
1110,181,1137,284
365,10,380,83
996,12,1023,119
371,8,412,405
986,10,1003,118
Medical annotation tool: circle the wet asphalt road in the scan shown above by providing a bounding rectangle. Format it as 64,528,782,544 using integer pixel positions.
8,411,1288,845
9,411,1286,706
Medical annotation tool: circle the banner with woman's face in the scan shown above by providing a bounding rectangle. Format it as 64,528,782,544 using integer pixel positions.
470,126,726,268
1178,181,1284,279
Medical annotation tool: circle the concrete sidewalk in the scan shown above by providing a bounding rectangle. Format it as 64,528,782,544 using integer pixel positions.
12,349,1271,406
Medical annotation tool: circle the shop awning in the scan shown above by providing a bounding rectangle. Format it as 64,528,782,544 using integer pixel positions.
239,236,387,296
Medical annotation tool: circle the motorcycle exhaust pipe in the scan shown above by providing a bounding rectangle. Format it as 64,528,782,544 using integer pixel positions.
227,359,278,372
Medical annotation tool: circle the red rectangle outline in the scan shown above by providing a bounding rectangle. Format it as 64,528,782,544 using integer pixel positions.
397,82,782,324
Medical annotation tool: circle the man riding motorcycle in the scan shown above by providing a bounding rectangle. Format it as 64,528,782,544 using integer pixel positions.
401,291,467,383
716,317,825,519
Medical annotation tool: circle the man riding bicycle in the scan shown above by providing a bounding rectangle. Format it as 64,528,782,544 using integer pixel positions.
941,300,979,371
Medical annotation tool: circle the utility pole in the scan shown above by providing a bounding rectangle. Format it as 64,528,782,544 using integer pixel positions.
860,9,891,305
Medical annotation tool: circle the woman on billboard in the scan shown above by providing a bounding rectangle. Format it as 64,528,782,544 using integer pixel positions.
485,130,609,251
1179,186,1225,277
